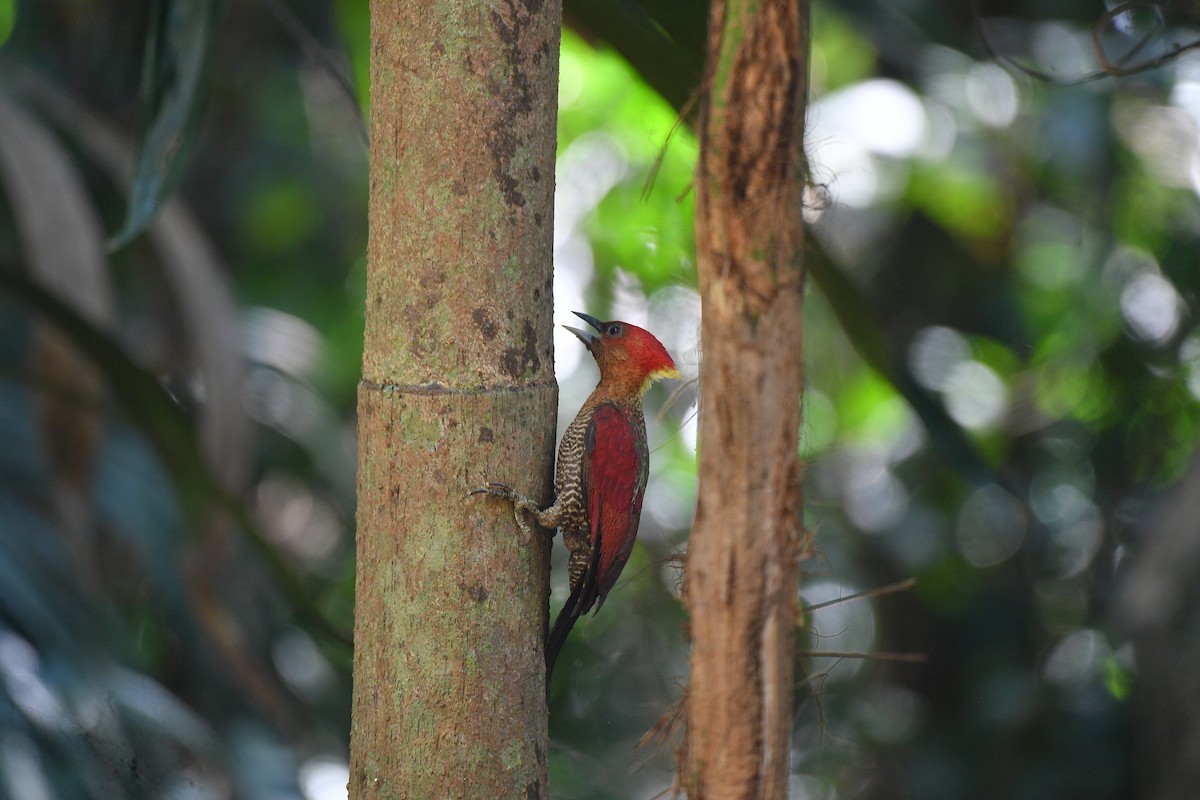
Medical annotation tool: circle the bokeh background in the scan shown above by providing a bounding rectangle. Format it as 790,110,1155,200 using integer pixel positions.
3,0,1200,798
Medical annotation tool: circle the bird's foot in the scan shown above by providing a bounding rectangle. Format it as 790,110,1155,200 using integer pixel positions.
469,481,540,545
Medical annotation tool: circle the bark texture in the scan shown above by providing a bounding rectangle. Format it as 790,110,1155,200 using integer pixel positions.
684,0,809,797
350,1,560,798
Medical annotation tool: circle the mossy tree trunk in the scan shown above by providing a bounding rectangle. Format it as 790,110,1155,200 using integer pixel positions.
349,2,561,798
684,0,810,797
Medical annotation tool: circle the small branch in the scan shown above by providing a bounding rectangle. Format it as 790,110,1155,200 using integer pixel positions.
657,375,700,422
971,0,1200,85
802,578,916,614
258,0,368,144
642,87,700,203
649,377,700,456
802,650,927,664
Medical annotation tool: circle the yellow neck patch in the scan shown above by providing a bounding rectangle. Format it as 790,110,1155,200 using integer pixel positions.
639,366,684,397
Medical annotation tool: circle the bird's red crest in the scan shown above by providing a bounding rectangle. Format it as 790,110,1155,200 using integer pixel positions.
622,324,682,393
564,312,682,397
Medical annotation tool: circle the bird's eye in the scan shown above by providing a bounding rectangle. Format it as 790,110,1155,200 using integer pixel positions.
606,324,623,337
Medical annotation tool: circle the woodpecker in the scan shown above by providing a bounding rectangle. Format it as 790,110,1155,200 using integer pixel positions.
473,311,681,686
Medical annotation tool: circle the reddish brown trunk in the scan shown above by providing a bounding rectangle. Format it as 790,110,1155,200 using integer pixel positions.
684,0,810,797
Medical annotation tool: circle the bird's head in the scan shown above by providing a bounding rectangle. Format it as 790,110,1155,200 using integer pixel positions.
565,311,682,397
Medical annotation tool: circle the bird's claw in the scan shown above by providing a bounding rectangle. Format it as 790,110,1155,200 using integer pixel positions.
469,481,516,499
512,518,534,547
469,482,536,545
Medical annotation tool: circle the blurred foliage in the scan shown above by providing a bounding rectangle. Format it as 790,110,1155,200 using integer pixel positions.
0,1,360,797
110,0,229,248
1,0,1199,799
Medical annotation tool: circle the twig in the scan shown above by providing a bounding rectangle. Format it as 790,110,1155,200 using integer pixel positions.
971,0,1200,85
802,650,927,663
258,0,367,144
658,374,700,421
642,88,700,203
803,577,916,614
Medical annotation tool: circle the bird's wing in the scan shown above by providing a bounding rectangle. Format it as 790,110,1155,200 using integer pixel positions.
545,402,647,689
584,402,647,607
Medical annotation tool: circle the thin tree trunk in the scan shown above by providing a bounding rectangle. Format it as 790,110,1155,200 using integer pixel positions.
350,2,560,798
1120,456,1200,800
684,0,809,797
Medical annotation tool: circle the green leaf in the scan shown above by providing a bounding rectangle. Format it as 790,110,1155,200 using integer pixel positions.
1102,654,1132,701
334,0,370,114
564,0,706,114
0,0,15,48
110,0,229,249
559,31,698,294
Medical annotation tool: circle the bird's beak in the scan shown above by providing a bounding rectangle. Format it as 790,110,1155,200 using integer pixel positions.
573,311,604,331
563,311,602,347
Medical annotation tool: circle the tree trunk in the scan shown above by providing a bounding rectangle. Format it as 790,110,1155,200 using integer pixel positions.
1120,456,1200,800
349,2,560,798
684,0,809,797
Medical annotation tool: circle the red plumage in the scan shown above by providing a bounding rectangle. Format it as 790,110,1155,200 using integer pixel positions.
586,404,645,605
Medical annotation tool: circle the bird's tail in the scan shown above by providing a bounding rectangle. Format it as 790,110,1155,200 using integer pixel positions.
545,592,582,690
545,528,604,697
